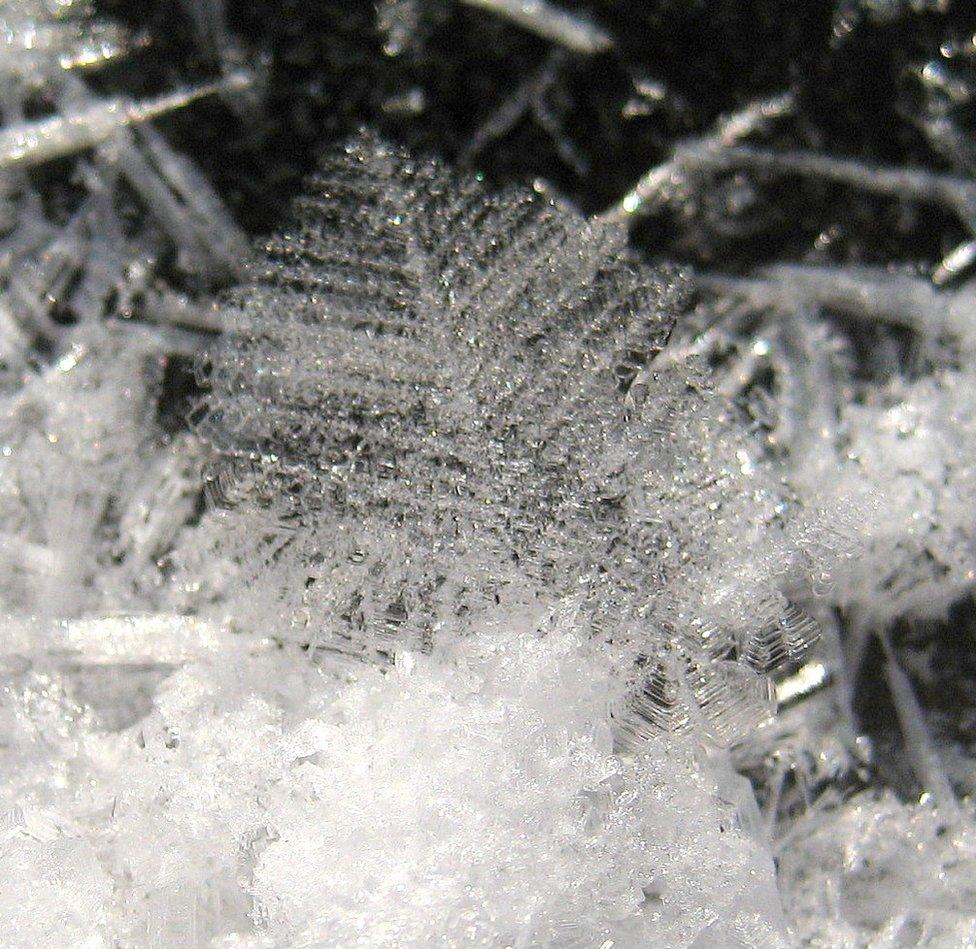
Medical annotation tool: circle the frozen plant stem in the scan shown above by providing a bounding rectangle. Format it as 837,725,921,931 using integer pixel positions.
0,18,143,75
460,49,586,171
933,238,976,286
0,69,252,170
714,146,976,233
459,0,612,54
720,147,976,279
110,124,249,277
461,50,560,160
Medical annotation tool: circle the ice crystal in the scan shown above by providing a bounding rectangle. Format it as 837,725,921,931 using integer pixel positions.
199,133,826,745
201,133,676,646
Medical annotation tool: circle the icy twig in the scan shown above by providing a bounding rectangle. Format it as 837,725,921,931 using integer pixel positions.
0,69,251,170
612,130,976,232
0,18,144,75
613,134,976,281
110,124,249,278
114,435,207,575
459,0,611,54
2,194,93,354
601,91,795,223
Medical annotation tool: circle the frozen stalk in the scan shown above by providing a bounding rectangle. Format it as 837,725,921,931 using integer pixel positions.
460,49,588,173
0,18,142,76
114,434,208,583
611,130,976,281
710,145,976,234
711,146,976,283
932,238,976,286
774,658,832,708
0,0,150,79
0,51,249,383
879,632,961,820
109,123,250,278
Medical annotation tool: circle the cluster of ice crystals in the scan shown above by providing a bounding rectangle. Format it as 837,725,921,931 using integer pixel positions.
779,791,976,946
198,134,829,745
825,370,976,625
0,611,787,947
0,0,248,389
0,817,113,949
619,60,976,861
0,0,249,622
0,327,163,615
672,266,976,633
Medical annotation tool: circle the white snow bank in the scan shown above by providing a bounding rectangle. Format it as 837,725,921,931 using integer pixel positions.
0,612,786,947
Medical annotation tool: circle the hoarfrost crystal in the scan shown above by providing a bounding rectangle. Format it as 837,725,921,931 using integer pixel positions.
201,133,823,745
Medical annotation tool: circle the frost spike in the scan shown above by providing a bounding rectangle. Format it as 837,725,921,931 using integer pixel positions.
0,69,252,170
459,0,612,54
